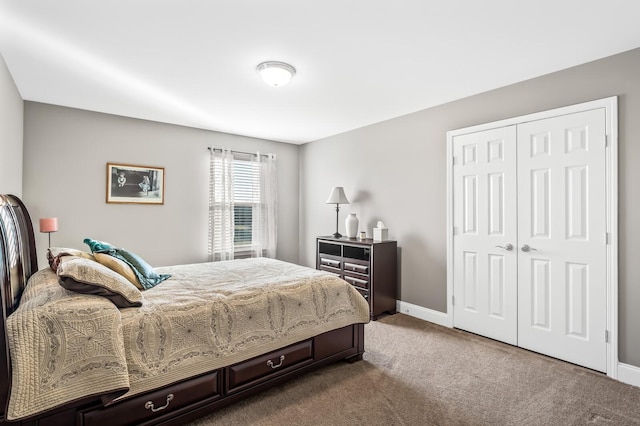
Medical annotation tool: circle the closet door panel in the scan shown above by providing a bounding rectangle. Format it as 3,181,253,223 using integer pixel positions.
517,108,607,372
453,126,518,345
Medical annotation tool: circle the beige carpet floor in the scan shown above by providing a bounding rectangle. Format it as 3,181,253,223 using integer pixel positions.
188,314,640,425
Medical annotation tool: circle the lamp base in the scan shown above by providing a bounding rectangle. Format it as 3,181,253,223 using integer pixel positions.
331,203,343,239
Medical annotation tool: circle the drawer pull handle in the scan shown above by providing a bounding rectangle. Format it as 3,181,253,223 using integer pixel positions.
145,394,174,412
267,355,285,369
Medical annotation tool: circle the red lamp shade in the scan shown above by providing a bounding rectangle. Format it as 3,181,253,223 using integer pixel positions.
39,218,58,233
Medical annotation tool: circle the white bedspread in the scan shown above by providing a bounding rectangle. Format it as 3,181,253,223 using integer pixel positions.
6,258,369,420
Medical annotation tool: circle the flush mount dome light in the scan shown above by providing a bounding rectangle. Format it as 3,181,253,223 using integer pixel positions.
256,61,296,87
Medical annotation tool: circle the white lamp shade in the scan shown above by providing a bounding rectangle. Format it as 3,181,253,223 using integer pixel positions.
257,61,296,87
326,187,350,205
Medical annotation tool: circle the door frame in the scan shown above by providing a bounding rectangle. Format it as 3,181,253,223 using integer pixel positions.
445,96,618,378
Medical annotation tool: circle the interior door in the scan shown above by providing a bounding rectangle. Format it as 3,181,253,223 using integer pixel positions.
517,108,607,372
452,126,518,345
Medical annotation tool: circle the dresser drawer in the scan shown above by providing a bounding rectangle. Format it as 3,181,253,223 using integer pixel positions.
343,274,369,289
79,371,220,426
353,286,369,302
319,257,341,270
319,265,341,276
343,262,369,275
227,340,313,392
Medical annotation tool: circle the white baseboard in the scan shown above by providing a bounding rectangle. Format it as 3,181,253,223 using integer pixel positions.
618,363,640,388
396,300,451,328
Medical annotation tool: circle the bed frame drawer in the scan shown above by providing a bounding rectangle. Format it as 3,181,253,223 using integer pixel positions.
226,340,313,392
78,371,220,426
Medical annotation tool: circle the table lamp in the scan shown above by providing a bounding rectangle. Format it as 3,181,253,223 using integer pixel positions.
326,187,349,238
39,217,58,248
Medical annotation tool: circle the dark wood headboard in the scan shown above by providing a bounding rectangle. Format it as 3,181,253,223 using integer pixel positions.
0,194,38,421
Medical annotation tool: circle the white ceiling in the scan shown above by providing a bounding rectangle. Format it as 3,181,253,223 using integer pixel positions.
1,1,640,144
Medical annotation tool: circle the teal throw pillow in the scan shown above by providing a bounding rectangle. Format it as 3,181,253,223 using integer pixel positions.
83,237,171,290
114,248,171,290
83,238,116,254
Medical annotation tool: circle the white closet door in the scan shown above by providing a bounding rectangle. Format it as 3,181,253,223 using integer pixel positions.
517,108,607,372
453,126,518,345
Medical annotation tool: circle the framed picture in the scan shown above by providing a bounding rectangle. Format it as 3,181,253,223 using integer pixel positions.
106,163,165,204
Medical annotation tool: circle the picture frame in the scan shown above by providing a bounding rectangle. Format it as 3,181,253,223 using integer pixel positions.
106,163,165,204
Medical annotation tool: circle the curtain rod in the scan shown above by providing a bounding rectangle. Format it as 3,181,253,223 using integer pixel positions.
207,147,272,158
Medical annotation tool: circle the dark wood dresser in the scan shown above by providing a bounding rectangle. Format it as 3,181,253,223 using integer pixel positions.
316,236,397,320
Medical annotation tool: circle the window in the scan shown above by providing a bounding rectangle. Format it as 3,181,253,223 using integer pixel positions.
209,149,277,261
230,158,260,255
234,205,252,248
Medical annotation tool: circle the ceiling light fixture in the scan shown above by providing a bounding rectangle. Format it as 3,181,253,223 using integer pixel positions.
256,61,296,87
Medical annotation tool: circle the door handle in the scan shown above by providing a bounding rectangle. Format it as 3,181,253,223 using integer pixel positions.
495,244,513,251
521,244,537,252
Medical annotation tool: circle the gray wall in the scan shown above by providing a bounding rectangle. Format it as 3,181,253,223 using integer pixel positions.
23,103,300,269
299,47,640,366
0,54,23,196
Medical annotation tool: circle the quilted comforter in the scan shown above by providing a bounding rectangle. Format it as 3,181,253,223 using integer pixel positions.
6,258,370,420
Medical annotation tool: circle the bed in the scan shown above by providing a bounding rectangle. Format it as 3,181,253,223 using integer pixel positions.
0,194,368,425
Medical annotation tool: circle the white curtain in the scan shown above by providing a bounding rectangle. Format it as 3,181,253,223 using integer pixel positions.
209,148,235,261
251,153,278,258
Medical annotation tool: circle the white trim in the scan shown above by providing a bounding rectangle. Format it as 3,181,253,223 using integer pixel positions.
606,97,619,379
618,363,640,388
445,96,618,378
445,129,455,329
446,97,617,138
396,300,450,328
